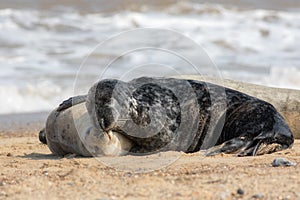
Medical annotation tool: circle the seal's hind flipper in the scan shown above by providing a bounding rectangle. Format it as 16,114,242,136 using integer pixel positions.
57,95,87,112
39,128,47,144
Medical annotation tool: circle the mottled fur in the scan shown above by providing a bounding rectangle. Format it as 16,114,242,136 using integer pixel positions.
84,77,294,156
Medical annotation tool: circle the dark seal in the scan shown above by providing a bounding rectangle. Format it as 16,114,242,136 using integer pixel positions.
84,77,294,156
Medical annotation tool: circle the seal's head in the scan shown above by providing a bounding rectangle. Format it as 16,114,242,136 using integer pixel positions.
86,79,131,132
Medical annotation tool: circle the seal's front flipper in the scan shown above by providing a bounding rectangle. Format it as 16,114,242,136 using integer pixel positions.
205,132,292,157
57,95,87,112
203,137,261,156
204,137,247,156
252,143,283,156
235,139,289,156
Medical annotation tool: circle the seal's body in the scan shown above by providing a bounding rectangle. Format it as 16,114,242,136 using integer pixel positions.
40,96,132,156
40,77,294,157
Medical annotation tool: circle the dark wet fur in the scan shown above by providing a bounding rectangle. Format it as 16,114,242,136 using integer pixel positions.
86,77,294,156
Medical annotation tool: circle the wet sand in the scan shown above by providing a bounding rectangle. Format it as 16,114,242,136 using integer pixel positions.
0,113,300,200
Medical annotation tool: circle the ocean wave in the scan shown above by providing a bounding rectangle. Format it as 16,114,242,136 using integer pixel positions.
0,81,64,114
266,66,300,89
0,2,299,113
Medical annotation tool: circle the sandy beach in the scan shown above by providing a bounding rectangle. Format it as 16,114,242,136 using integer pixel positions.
1,0,300,199
0,113,299,200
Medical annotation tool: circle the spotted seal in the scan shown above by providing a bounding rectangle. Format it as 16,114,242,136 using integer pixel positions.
39,77,294,156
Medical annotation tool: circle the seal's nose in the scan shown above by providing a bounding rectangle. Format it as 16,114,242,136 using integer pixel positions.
96,107,118,131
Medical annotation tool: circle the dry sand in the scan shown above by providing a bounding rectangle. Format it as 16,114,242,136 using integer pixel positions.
0,115,300,200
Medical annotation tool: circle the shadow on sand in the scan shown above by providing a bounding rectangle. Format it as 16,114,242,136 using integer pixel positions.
19,153,85,160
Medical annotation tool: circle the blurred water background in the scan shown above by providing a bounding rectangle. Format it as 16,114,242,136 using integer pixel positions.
0,0,299,114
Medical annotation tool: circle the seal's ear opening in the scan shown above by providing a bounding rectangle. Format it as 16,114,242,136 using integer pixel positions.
39,128,47,144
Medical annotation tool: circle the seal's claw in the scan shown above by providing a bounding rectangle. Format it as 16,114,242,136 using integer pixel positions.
253,143,283,156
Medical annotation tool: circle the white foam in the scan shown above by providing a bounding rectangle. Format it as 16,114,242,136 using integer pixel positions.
0,3,299,114
0,81,71,114
265,66,300,89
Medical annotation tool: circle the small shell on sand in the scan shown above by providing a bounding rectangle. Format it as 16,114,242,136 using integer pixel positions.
272,158,297,167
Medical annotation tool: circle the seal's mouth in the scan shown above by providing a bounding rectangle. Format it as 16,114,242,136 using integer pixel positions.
106,130,112,140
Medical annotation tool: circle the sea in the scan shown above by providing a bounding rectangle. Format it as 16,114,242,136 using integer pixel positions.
0,0,299,114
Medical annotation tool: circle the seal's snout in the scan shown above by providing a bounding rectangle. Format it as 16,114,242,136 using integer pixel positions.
97,107,118,131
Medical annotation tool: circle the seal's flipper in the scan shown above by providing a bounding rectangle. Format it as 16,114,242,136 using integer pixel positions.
205,131,292,157
39,128,47,144
57,95,87,112
252,143,283,156
204,137,247,156
205,98,294,157
203,137,263,156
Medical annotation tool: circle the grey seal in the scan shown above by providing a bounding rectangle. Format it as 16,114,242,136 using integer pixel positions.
39,77,294,157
